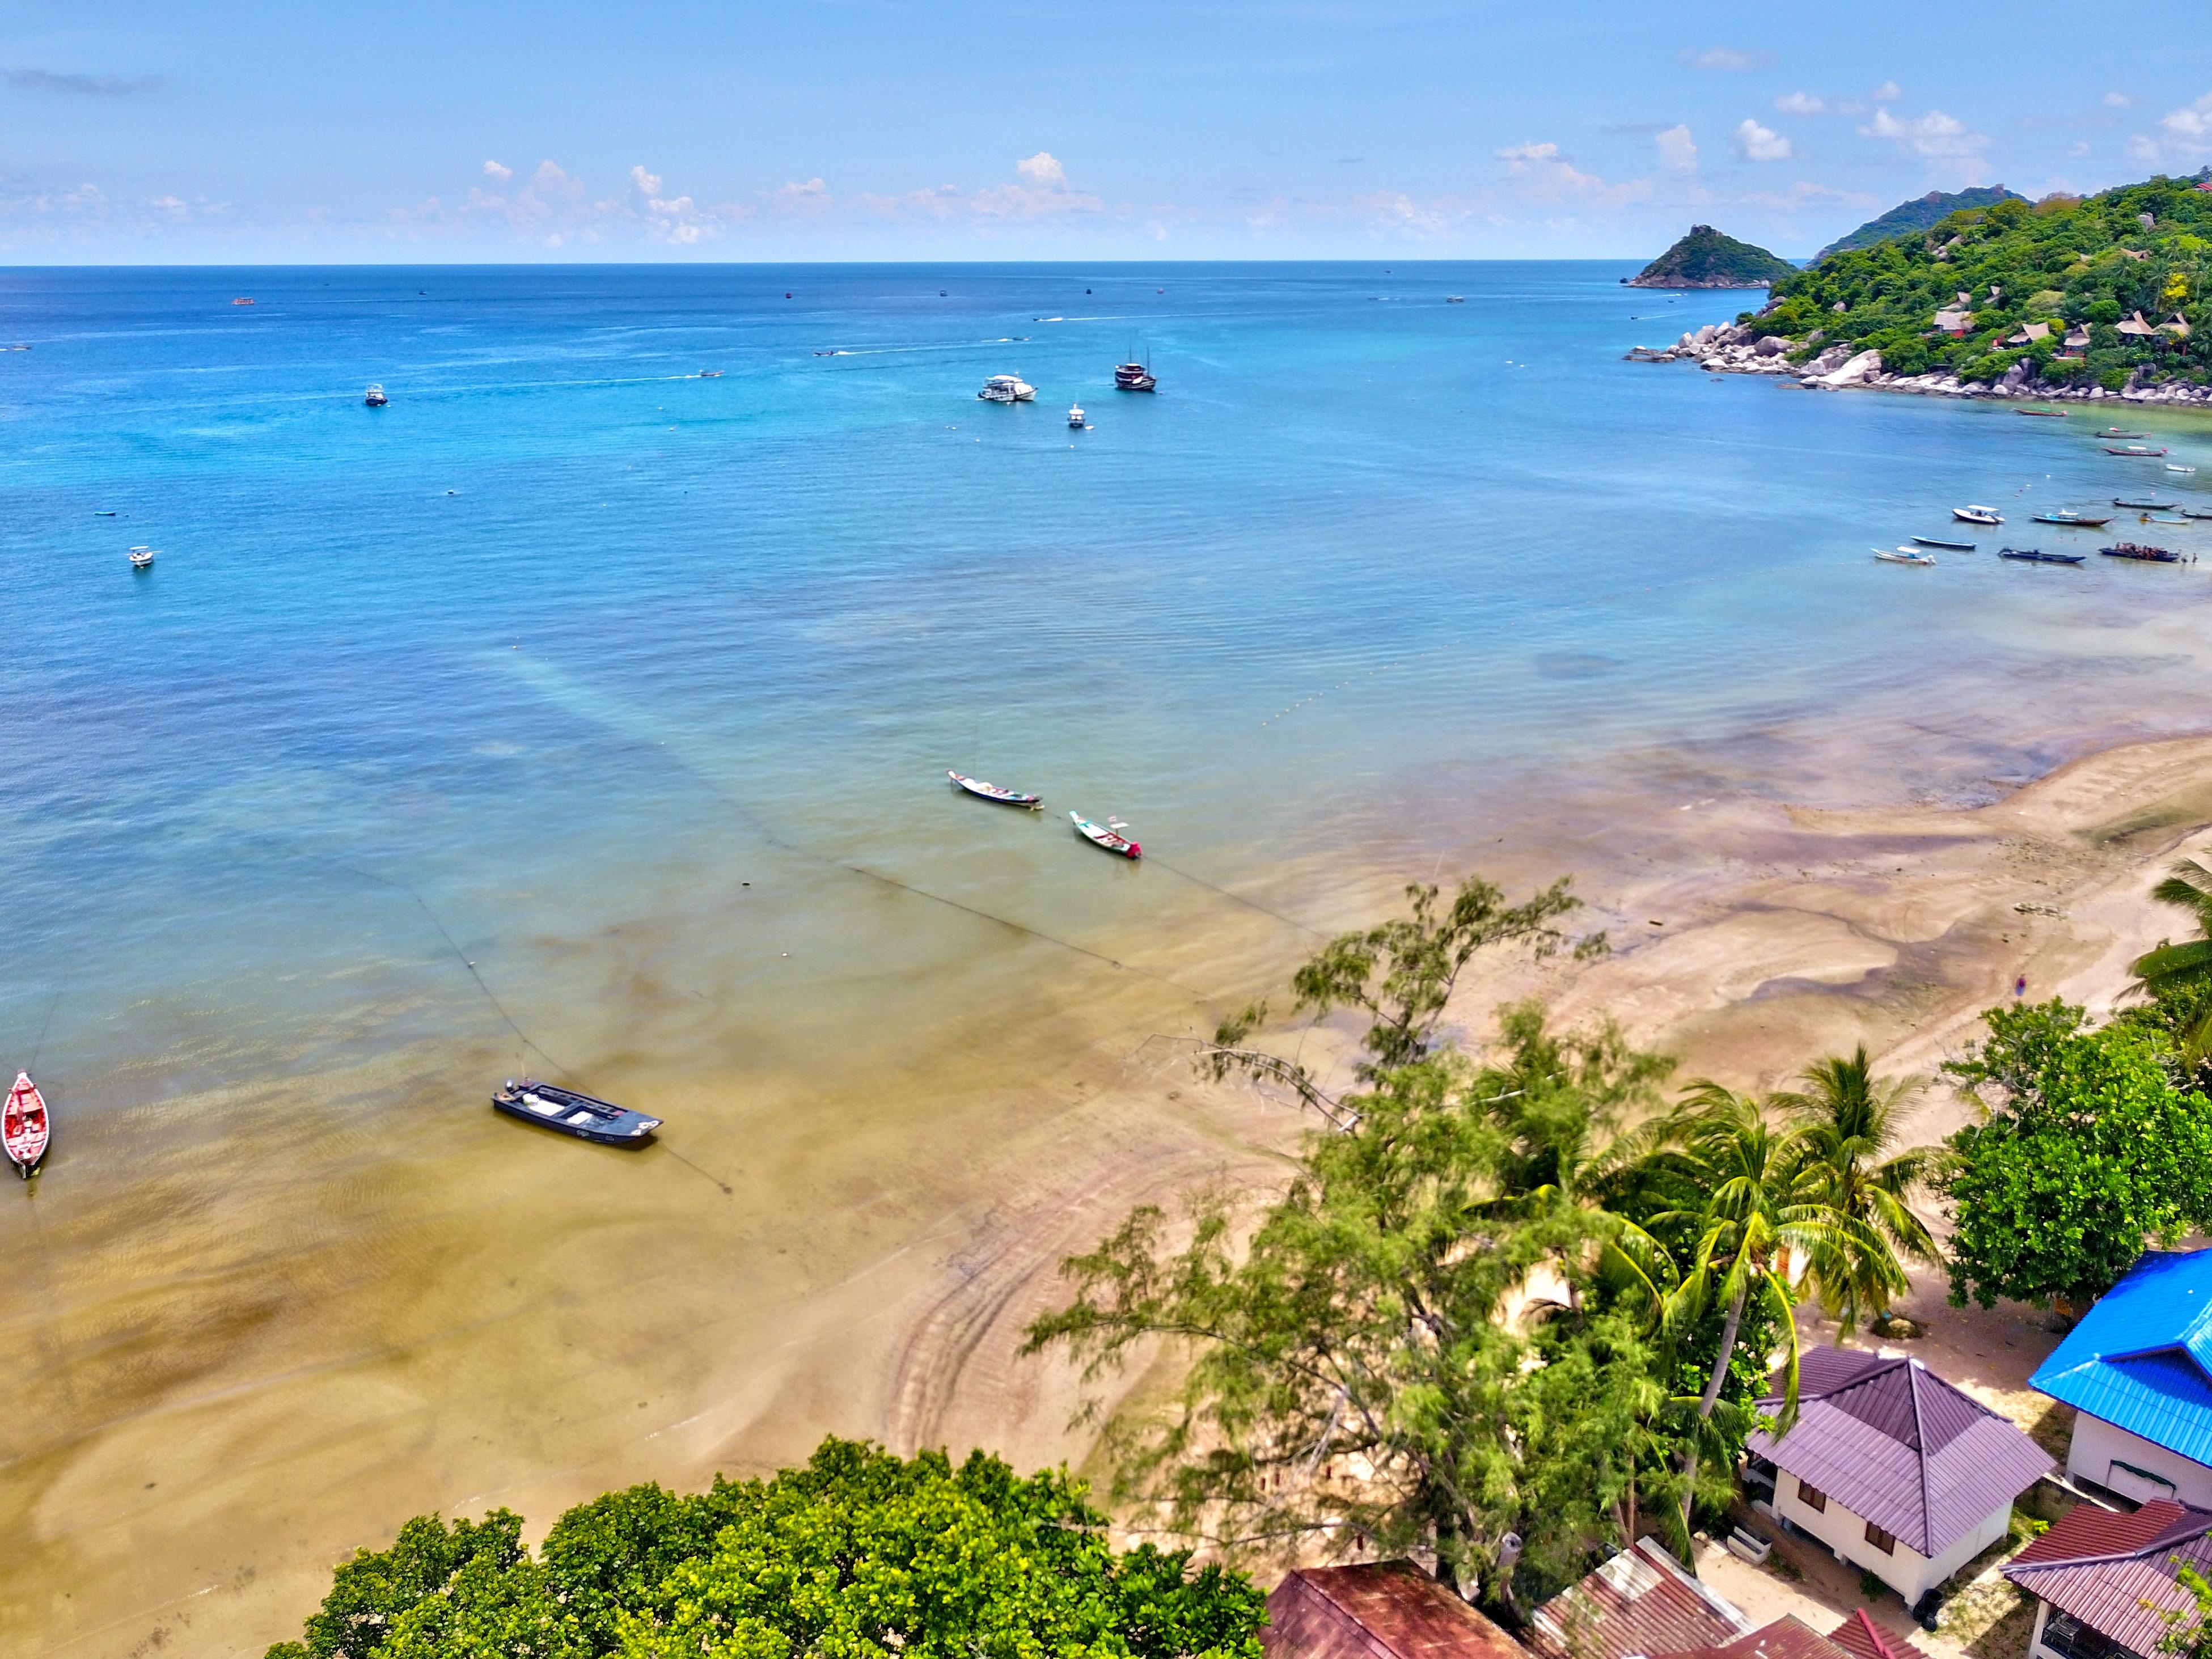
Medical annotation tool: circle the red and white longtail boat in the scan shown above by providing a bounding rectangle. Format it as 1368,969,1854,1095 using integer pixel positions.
948,770,1042,808
1070,811,1141,859
5,1072,49,1178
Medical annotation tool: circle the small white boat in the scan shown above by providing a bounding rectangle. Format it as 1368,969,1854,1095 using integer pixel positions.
949,770,1041,808
1953,505,2002,526
1068,404,1085,428
979,374,1035,403
2169,464,2198,473
1873,548,1936,566
128,545,156,569
1071,812,1141,859
364,383,388,407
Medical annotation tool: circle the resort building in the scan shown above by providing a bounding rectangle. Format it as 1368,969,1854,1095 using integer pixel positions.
1742,1349,2054,1614
1526,1537,1754,1659
2032,1249,2212,1506
2002,1497,2212,1659
1263,1561,1524,1659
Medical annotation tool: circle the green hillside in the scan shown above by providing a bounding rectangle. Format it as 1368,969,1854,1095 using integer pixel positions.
1625,223,1798,289
1815,187,2025,261
1750,171,2212,389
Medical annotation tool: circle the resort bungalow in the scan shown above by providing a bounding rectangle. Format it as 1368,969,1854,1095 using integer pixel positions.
1527,1536,1754,1659
1933,308,1972,336
2032,1249,2212,1506
2117,311,2158,339
1263,1561,1524,1659
2002,1498,2212,1659
1743,1349,2054,1618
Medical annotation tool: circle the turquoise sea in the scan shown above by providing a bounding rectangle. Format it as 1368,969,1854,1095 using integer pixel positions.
3,263,2211,1652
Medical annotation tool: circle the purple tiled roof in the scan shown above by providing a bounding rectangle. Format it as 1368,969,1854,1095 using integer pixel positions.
1746,1349,2054,1557
2004,1499,2212,1657
1264,1562,1525,1659
1527,1538,1754,1659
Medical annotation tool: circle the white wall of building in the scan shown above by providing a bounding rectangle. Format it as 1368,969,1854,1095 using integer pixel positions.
2067,1414,2212,1507
1773,1470,2011,1605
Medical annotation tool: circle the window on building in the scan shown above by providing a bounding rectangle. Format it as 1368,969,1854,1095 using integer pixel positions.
2042,1610,2147,1659
1863,1521,1896,1554
1795,1479,1827,1513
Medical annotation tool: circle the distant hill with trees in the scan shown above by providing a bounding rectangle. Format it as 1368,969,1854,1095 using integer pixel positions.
1815,187,2027,262
1626,224,1798,289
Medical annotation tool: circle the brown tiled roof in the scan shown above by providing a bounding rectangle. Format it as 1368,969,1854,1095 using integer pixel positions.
1825,1609,1928,1659
1264,1561,1525,1659
1746,1349,2053,1557
2003,1499,2212,1657
1675,1617,1854,1659
1526,1538,1753,1659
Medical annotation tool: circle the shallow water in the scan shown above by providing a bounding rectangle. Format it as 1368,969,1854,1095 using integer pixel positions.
3,264,2211,1651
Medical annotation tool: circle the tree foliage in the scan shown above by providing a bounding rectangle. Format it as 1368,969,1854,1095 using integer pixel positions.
1940,1000,2212,1311
265,1440,1265,1659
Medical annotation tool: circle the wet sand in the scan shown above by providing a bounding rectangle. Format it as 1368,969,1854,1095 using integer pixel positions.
9,733,2212,1657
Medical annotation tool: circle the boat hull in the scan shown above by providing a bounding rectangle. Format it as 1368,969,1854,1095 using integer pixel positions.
491,1080,662,1146
1070,812,1141,858
949,771,1041,807
2000,549,2085,565
4,1072,49,1176
2032,515,2109,528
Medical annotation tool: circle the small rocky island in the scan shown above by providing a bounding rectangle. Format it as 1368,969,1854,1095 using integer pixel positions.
1623,224,1799,289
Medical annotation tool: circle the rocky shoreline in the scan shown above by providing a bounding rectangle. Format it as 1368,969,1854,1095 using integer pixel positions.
1629,322,2212,406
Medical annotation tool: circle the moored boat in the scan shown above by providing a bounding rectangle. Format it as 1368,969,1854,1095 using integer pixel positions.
1952,505,2002,525
2099,429,2147,438
2115,497,2178,510
978,374,1035,403
2168,464,2197,473
2000,547,2085,565
2105,445,2167,457
2015,408,2066,417
2032,511,2110,527
1873,548,1936,565
1913,536,1974,551
949,770,1042,807
1114,359,1157,392
492,1079,662,1145
4,1072,49,1178
2099,543,2181,563
1071,811,1141,857
128,545,156,569
1068,404,1085,428
364,384,388,407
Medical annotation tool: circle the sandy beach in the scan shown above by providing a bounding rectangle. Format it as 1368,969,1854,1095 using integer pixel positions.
8,723,2211,1658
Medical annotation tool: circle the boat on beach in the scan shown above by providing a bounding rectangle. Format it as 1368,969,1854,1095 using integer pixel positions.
1913,536,1974,551
128,545,156,569
492,1079,662,1145
2032,511,2110,527
1953,505,2002,526
2099,543,2181,563
949,770,1042,807
1873,548,1936,565
2000,547,2085,565
1071,811,1141,857
4,1072,49,1178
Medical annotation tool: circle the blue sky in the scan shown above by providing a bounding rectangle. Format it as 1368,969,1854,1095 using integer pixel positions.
5,1,2210,263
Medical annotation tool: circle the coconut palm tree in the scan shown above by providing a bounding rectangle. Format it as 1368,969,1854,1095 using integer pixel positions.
1774,1047,1939,1335
2134,859,2212,1001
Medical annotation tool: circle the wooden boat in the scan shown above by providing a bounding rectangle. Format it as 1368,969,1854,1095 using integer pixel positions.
948,770,1042,807
2115,497,2178,510
1873,548,1936,566
1913,536,1975,551
492,1079,662,1145
2182,509,2212,521
1070,811,1141,857
1952,505,2002,526
2099,543,2181,563
4,1072,49,1178
2099,429,2147,438
2146,515,2190,525
2032,512,2110,527
128,545,156,569
2000,548,2085,565
2015,408,2067,418
2105,445,2167,457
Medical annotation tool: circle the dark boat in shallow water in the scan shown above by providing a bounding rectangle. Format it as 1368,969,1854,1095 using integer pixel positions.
2099,543,2181,564
2000,547,2085,565
493,1080,663,1144
2114,498,2178,510
2032,512,2109,527
948,770,1042,807
1913,536,1975,551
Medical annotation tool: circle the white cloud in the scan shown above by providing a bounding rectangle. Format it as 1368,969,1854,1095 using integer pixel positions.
2129,134,2163,163
629,166,663,196
483,160,513,184
772,177,830,213
1870,81,1902,103
1682,45,1770,71
1732,118,1793,161
1862,107,1987,162
1354,190,1469,238
1655,124,1698,172
1774,91,1830,116
2158,90,2212,156
1494,142,1651,207
1014,151,1065,188
2104,90,2138,109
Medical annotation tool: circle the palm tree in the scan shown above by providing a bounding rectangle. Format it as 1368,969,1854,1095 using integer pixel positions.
2134,859,2212,1000
1635,1084,1888,1526
1775,1047,1939,1335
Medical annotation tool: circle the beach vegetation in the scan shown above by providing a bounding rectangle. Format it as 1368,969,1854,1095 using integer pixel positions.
264,1438,1264,1659
1939,1000,2212,1312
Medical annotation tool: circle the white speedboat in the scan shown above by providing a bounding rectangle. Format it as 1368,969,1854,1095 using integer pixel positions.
1068,404,1085,428
364,384,388,407
1873,547,1936,566
1952,505,2002,526
128,545,156,569
979,374,1035,403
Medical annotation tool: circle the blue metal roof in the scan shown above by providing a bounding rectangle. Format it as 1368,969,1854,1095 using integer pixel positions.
2032,1250,2212,1465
